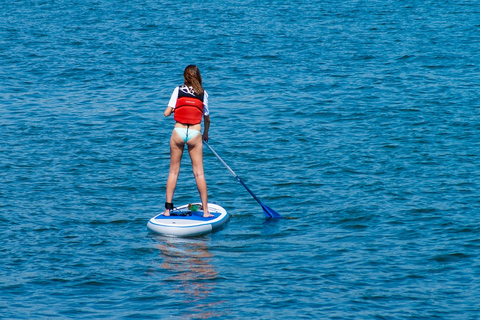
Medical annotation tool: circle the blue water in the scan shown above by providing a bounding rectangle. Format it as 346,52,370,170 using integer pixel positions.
1,0,480,318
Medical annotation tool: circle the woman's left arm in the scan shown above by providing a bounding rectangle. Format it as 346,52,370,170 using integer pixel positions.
164,106,174,117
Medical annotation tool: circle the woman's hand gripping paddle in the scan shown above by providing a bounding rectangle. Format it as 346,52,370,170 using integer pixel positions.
203,141,282,219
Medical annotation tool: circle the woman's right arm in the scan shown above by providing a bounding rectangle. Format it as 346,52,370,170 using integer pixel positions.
202,116,210,142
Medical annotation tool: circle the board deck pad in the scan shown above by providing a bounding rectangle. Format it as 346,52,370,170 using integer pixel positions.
153,210,218,221
147,203,229,237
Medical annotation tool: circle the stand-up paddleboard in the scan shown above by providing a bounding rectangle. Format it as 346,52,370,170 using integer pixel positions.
147,203,229,237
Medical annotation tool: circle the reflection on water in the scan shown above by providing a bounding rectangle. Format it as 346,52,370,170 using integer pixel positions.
154,237,225,319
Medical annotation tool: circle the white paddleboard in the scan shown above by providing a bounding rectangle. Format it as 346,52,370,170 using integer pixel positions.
147,203,229,237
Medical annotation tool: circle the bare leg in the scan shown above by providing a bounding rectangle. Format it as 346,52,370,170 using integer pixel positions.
187,134,213,218
164,130,185,216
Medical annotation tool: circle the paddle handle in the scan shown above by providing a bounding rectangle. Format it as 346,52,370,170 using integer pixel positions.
203,141,237,177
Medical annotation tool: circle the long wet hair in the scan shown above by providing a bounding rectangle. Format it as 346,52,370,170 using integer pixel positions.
183,65,204,95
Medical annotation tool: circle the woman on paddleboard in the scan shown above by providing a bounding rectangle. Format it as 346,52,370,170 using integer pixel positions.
163,65,213,218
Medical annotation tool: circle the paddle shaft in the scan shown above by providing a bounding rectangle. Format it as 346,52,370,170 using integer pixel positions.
203,141,263,206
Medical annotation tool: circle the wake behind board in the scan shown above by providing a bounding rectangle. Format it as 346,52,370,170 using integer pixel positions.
147,203,229,237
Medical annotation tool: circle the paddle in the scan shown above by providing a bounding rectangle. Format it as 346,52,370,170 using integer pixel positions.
203,141,282,219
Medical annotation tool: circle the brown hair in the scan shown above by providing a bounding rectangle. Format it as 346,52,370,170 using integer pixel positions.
183,65,204,95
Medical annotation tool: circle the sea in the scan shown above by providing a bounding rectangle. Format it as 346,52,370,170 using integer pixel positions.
1,0,479,319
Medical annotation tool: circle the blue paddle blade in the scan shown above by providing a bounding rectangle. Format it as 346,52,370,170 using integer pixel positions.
203,142,283,219
261,203,283,219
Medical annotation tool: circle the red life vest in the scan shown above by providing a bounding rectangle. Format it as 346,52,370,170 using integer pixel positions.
173,87,204,125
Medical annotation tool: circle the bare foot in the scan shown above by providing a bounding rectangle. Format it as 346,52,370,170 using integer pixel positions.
163,209,170,217
203,211,214,218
